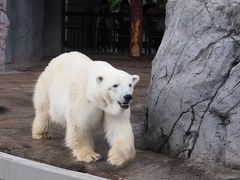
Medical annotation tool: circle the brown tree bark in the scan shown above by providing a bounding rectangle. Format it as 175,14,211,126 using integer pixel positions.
129,0,142,57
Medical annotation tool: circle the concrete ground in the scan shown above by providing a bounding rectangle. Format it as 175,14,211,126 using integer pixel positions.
0,56,240,179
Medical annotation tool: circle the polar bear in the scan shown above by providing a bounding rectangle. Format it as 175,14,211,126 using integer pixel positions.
32,52,139,167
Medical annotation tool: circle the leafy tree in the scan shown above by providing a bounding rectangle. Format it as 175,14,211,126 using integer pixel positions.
108,0,122,11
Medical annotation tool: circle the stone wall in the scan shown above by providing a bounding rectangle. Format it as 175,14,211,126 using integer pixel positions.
5,0,45,69
1,0,63,71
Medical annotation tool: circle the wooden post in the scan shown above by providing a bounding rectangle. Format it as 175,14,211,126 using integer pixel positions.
129,0,142,57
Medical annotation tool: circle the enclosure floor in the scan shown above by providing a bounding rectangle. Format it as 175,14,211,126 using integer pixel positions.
0,55,239,179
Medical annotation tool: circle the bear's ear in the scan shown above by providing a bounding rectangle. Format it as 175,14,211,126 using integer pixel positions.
97,76,104,84
132,75,140,86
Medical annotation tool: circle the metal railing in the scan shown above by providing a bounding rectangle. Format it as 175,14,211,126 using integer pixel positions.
63,12,165,55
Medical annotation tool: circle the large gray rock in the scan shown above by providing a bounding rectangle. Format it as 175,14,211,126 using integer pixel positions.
145,0,240,167
0,0,9,70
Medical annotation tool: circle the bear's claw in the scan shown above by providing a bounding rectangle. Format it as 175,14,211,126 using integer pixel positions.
107,156,126,167
73,149,102,163
107,150,129,167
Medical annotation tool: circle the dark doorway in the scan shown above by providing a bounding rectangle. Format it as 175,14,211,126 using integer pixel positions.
62,0,166,55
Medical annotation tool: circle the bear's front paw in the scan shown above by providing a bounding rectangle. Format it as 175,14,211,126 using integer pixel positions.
72,149,102,163
107,148,135,167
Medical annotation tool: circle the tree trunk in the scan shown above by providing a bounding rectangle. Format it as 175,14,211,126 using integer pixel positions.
129,0,142,57
0,0,9,71
145,0,240,167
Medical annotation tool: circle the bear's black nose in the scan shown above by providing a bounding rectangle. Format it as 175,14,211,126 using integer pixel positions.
124,94,132,102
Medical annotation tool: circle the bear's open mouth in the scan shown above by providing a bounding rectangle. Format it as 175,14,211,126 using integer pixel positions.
118,101,129,109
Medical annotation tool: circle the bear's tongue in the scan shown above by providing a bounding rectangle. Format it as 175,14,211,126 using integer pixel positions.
118,102,129,109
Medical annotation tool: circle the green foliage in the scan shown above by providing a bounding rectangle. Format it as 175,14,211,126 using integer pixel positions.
108,0,122,12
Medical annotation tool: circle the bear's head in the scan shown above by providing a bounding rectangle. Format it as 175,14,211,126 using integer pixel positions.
87,62,140,115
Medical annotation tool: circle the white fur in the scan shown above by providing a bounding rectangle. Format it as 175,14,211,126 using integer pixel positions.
32,52,139,167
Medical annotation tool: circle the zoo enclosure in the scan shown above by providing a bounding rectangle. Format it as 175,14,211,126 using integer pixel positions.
63,11,165,55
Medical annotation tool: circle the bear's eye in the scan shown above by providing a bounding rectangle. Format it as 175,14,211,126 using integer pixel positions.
113,84,118,88
129,84,132,87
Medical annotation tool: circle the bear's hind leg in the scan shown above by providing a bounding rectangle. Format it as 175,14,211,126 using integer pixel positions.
32,96,52,139
65,121,102,163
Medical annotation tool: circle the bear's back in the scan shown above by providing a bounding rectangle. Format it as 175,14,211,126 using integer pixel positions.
42,52,92,82
48,52,92,71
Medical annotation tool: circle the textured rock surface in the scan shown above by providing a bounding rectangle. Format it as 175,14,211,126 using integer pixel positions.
0,0,9,70
145,0,240,167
